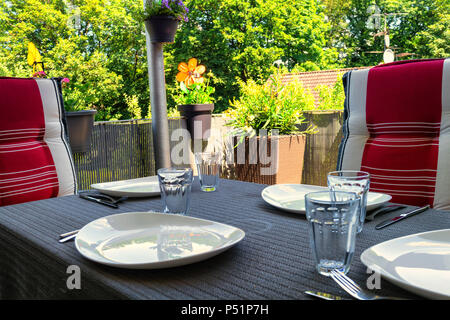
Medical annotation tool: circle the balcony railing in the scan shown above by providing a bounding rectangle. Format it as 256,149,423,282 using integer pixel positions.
72,112,343,190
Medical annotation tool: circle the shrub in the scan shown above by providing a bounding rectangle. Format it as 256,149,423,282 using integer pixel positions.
225,73,316,136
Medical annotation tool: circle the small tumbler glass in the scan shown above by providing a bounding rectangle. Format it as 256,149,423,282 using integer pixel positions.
157,167,193,215
194,152,221,192
327,170,370,233
305,190,360,276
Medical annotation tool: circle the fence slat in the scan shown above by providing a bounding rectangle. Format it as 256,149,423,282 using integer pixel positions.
72,119,182,190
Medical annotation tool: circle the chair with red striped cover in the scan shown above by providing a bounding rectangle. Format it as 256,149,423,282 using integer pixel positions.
0,78,77,206
337,58,450,210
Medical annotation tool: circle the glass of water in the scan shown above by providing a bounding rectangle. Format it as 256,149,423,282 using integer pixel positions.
194,152,221,192
305,190,360,276
327,170,370,233
157,167,193,215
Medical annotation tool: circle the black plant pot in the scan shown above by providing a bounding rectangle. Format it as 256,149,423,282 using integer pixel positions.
145,15,179,43
65,110,97,153
178,104,214,140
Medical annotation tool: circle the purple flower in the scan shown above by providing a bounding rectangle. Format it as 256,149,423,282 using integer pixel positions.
156,0,188,21
162,0,171,10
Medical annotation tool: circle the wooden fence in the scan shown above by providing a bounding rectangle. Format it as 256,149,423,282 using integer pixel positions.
72,112,343,190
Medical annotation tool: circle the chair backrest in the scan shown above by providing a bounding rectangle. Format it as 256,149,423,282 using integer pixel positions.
0,78,77,206
337,58,450,210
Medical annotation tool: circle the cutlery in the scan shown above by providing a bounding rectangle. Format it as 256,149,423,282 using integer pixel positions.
330,269,405,300
90,194,128,204
375,205,430,230
304,290,345,300
59,229,80,239
79,192,128,204
79,194,119,208
365,204,407,221
59,233,77,243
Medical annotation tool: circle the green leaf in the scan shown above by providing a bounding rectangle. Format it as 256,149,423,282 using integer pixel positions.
180,81,188,93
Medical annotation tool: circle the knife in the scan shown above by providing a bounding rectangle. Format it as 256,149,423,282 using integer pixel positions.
375,205,430,230
304,291,345,300
79,194,119,208
365,204,407,221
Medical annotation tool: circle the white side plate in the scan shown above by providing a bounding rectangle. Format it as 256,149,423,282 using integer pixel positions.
75,212,245,269
261,184,392,214
361,229,450,299
91,176,160,197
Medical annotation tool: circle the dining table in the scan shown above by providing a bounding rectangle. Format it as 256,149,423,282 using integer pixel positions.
0,178,448,301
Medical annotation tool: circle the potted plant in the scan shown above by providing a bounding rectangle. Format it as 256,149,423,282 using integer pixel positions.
54,77,97,153
142,0,189,43
225,74,316,185
174,58,215,140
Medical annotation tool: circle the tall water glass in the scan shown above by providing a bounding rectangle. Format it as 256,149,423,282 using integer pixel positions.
157,168,193,215
305,191,360,276
194,152,221,192
327,170,370,233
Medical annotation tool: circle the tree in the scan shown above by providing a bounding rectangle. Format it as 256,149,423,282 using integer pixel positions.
327,0,449,66
0,0,447,119
168,0,340,112
412,0,450,58
0,0,142,120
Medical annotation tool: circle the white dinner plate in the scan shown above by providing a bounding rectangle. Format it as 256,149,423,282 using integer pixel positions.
261,184,392,214
361,229,450,299
75,212,245,269
91,176,160,197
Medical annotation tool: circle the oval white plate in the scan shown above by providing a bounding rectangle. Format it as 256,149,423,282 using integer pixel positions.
75,212,245,269
91,176,160,198
361,229,450,299
261,184,392,214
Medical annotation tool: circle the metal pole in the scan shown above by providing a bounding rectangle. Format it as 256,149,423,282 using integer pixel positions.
143,0,172,170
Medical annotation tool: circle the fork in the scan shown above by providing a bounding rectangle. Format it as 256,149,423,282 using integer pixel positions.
330,269,405,300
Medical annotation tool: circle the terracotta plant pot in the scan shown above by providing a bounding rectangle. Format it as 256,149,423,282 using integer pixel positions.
65,110,97,153
145,15,179,43
233,135,306,185
178,103,214,140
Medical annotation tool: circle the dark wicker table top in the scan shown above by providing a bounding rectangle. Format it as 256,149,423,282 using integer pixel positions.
0,178,448,300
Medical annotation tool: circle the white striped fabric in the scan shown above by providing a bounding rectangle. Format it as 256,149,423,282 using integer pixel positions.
338,58,450,210
339,68,370,171
434,59,450,210
0,78,77,206
35,79,77,197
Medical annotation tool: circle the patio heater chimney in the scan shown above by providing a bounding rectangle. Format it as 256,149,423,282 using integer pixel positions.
143,0,172,170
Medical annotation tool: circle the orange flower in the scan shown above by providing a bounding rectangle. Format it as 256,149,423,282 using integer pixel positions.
176,58,206,87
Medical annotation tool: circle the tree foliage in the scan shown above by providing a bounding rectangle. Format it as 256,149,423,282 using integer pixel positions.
0,0,143,120
0,0,448,120
326,0,449,66
169,0,339,112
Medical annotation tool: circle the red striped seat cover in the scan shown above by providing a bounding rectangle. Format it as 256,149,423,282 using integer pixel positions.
0,78,77,206
337,58,450,210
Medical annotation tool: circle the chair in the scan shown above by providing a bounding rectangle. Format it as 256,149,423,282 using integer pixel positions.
0,78,77,206
337,58,450,210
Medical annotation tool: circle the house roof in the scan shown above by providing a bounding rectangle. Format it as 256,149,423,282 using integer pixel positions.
281,67,371,105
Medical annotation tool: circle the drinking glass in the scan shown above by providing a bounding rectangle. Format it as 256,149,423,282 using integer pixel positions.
305,191,360,276
157,167,193,215
194,152,221,192
327,170,370,233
